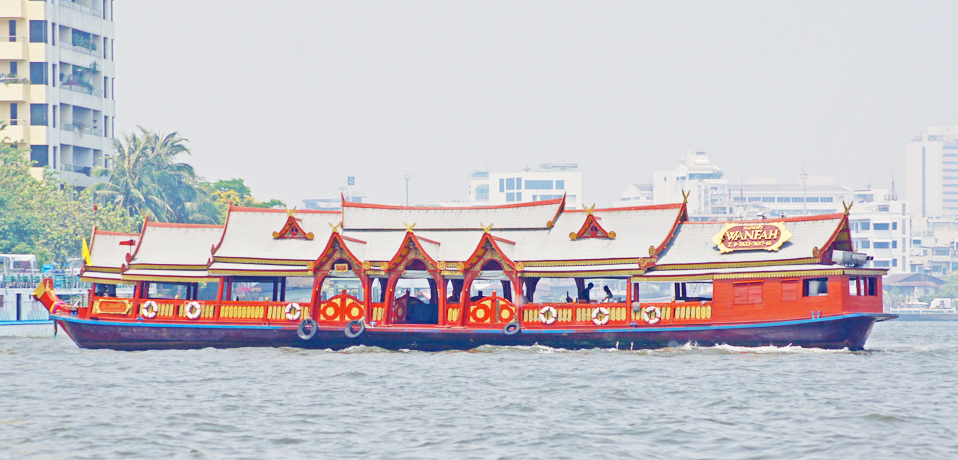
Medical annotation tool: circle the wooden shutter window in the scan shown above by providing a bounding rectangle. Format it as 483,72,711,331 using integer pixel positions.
734,283,749,305
747,282,763,304
782,280,799,301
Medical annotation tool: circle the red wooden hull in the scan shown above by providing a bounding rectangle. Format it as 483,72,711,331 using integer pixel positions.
54,312,891,351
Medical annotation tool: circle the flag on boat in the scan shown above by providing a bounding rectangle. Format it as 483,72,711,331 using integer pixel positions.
82,238,91,265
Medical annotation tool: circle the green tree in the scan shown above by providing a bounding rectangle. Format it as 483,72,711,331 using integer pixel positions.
0,131,139,266
206,178,285,216
93,127,219,224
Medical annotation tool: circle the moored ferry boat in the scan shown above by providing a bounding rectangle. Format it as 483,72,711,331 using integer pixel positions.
36,196,895,351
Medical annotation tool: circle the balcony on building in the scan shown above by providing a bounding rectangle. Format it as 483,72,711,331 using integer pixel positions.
59,0,106,20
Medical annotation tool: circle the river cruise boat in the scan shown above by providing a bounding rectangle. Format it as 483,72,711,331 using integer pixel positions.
35,196,894,351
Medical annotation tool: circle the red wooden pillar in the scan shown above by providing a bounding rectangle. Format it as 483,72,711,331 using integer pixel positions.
361,274,372,322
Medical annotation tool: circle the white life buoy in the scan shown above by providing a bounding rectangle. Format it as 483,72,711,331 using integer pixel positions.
539,306,557,325
185,301,202,320
592,306,610,326
140,301,158,319
285,303,302,321
642,306,661,325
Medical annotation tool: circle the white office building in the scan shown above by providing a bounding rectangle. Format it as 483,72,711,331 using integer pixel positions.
904,126,958,222
468,164,583,208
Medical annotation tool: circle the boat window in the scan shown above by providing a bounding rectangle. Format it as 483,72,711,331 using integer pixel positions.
637,282,673,302
733,282,763,305
528,278,578,303
848,277,878,297
231,277,282,302
803,278,829,297
196,281,219,301
286,277,316,302
93,283,122,297
147,282,192,300
673,282,713,302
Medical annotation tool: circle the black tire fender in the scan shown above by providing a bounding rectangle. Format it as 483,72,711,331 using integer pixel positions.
345,319,365,339
297,318,318,340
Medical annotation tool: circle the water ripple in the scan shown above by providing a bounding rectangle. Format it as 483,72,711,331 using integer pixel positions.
3,321,958,459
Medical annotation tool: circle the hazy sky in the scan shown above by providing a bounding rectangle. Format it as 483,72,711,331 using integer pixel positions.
114,1,958,207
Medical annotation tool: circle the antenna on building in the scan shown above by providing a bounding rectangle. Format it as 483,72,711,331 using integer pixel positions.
403,174,412,206
890,162,898,201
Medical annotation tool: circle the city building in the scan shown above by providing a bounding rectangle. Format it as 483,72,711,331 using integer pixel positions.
650,150,729,218
727,177,852,220
1,0,116,188
467,164,583,208
904,126,958,222
613,183,652,208
846,187,911,274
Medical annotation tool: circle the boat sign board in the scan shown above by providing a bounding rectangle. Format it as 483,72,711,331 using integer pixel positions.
711,222,792,254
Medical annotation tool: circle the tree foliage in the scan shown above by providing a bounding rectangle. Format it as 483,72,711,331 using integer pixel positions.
1,125,284,266
93,127,220,224
0,135,139,266
207,178,285,215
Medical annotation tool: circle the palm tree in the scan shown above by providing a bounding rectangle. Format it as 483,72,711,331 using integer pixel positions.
93,127,219,224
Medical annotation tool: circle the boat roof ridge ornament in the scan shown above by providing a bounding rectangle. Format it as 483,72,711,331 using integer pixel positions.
480,223,493,234
328,221,342,234
682,190,690,204
404,222,417,233
843,200,853,215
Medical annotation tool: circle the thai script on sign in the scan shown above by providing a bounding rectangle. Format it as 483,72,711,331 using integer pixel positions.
711,222,792,253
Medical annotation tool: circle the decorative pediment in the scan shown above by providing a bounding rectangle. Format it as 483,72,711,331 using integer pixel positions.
314,233,364,273
463,233,516,272
273,210,314,240
570,213,615,240
386,233,440,273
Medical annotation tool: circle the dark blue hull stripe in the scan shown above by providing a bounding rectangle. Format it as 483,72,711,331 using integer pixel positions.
54,313,884,333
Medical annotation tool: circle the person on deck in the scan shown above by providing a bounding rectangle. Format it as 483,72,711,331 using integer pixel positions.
565,291,573,303
603,285,614,303
579,283,594,303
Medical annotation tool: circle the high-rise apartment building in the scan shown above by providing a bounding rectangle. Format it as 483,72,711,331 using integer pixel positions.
1,0,115,188
904,126,958,221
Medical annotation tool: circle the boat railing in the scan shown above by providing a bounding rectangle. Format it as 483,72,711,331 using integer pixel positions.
218,299,311,322
465,293,516,325
520,301,631,326
317,291,365,323
517,300,713,326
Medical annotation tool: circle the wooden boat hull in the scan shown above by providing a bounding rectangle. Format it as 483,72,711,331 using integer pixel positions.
54,313,889,351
